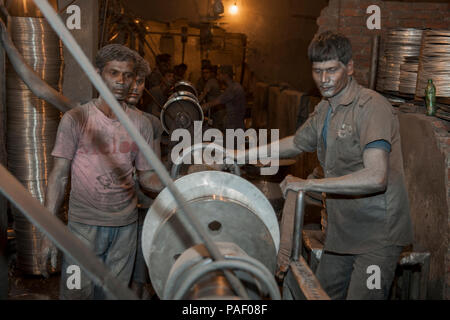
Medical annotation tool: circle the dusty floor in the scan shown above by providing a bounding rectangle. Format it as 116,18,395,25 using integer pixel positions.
6,244,157,300
8,266,60,300
7,265,158,300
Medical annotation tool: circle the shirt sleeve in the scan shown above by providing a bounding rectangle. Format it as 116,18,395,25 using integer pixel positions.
135,117,155,171
292,105,321,153
364,139,391,152
358,95,395,150
51,112,79,160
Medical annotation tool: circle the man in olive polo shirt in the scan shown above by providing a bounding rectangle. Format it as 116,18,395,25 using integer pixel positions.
239,31,413,299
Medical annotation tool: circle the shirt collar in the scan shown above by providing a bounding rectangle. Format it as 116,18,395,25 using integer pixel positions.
93,97,128,119
327,77,359,109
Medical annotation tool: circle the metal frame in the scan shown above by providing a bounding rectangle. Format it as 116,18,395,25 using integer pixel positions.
279,190,330,300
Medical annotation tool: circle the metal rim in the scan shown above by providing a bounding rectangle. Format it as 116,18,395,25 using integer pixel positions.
174,80,198,97
160,94,204,133
142,171,281,269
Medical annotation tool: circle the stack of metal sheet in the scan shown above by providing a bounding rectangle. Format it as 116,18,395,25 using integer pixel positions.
6,17,63,275
399,56,419,95
377,28,423,93
416,30,450,98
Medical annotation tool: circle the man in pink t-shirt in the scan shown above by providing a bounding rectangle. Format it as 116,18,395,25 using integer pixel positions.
41,44,163,299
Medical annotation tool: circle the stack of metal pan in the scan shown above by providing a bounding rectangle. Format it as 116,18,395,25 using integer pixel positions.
377,28,423,93
415,29,450,98
399,56,419,95
6,17,63,275
376,55,387,93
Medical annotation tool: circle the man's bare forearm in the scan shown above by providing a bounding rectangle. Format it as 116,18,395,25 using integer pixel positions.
237,136,302,163
202,98,220,112
44,171,69,216
282,148,389,196
307,148,388,195
306,168,387,195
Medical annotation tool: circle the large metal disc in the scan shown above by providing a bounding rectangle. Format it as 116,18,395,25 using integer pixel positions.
174,80,198,97
142,171,280,296
160,94,204,134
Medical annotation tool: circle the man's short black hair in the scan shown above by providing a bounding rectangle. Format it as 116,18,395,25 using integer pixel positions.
308,31,352,65
202,64,213,72
201,59,212,69
135,54,151,78
156,53,171,65
174,63,187,75
95,44,137,72
176,63,187,70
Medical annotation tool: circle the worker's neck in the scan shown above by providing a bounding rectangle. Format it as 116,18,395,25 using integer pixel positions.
97,96,125,120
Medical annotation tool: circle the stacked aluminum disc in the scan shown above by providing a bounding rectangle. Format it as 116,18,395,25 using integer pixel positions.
377,28,423,92
376,55,386,92
6,17,63,275
415,30,450,98
399,56,419,95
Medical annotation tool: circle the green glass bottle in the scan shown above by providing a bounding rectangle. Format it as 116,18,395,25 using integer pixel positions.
425,79,436,116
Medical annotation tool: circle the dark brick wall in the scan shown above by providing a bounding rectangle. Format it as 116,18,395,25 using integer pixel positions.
316,0,450,87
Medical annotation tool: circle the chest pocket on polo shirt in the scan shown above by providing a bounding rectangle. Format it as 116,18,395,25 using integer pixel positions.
335,122,363,173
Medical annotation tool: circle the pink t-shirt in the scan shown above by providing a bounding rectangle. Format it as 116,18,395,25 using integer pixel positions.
51,99,154,226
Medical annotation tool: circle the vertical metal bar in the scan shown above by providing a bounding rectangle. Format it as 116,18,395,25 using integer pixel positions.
369,34,380,90
239,35,247,85
291,191,305,261
419,254,430,300
181,41,186,64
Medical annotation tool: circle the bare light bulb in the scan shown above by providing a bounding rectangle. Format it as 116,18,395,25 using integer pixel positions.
229,4,238,15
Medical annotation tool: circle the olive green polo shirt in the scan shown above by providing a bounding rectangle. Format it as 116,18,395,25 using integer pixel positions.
294,78,413,254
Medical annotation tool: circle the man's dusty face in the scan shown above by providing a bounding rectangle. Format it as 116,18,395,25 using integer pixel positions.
217,72,227,84
127,74,145,106
202,69,212,81
99,60,135,101
159,61,171,74
312,59,353,98
164,72,175,87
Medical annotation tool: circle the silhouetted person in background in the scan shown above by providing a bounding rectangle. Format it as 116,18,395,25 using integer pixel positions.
145,69,175,118
202,65,246,131
174,63,188,82
147,53,172,89
196,59,212,94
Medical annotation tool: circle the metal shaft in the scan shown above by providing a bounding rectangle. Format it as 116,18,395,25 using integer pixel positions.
33,0,249,299
292,191,305,261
